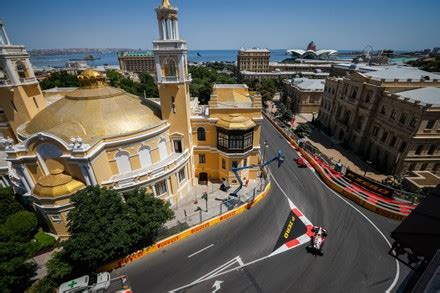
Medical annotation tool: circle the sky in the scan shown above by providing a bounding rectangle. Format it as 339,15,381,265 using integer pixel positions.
2,0,440,51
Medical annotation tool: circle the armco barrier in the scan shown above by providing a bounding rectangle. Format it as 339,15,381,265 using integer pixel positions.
263,112,410,221
98,182,272,272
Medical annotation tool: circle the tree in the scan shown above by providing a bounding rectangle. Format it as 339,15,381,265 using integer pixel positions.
275,103,287,118
62,186,173,271
0,241,37,292
0,187,22,223
0,210,38,242
256,78,277,101
295,123,312,138
39,71,79,90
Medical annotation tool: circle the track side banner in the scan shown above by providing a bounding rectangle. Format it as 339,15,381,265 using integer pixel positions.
345,169,394,199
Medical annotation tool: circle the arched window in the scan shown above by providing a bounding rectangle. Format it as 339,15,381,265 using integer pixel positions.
139,146,152,169
115,151,132,175
16,61,28,79
163,58,177,77
197,127,206,141
36,143,63,175
158,138,168,161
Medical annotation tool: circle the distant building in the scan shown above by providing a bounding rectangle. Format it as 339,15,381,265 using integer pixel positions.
118,51,155,74
237,48,270,73
287,41,337,61
319,66,440,175
281,78,325,114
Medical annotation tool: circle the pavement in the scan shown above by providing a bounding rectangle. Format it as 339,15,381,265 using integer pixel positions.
292,113,387,181
111,118,410,292
166,180,262,229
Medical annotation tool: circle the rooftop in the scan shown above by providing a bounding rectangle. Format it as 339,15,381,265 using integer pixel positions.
119,51,153,57
363,66,440,81
287,78,326,91
395,87,440,106
239,48,270,53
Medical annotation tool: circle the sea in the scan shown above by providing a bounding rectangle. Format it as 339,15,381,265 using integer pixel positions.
30,49,357,69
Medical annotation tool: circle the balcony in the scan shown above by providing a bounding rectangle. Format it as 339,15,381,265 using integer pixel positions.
19,77,38,85
158,74,192,84
105,150,190,189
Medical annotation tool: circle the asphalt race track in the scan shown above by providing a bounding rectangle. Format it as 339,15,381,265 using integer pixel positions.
113,118,410,292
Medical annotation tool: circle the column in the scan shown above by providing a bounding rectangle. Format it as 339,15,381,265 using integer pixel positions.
18,166,32,194
1,25,10,45
161,20,167,40
174,20,179,39
167,19,172,40
157,19,164,39
79,165,91,185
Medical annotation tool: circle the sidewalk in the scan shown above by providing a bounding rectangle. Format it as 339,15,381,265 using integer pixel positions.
166,179,265,229
292,114,387,182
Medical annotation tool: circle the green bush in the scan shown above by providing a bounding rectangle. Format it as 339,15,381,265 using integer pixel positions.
0,187,22,223
28,277,57,293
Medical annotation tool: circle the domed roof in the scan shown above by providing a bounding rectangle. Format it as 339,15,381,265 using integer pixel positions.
24,69,163,145
216,114,256,130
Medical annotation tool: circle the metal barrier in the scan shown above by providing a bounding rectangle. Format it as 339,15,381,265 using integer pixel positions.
266,112,423,204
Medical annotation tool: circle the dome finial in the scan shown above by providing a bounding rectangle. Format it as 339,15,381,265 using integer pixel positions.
78,68,107,89
161,0,172,8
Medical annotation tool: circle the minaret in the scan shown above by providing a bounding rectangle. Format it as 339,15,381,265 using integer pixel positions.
153,0,192,154
0,20,47,142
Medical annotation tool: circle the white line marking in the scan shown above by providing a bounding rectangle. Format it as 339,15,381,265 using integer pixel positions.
188,244,214,258
194,256,241,283
264,118,400,292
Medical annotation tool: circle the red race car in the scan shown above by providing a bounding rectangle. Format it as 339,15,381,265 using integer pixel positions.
295,157,307,168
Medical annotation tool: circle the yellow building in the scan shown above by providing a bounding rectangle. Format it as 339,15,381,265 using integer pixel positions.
191,84,263,184
4,0,263,238
0,20,47,142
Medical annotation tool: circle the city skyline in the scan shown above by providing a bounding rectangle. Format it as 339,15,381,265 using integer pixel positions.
2,0,440,51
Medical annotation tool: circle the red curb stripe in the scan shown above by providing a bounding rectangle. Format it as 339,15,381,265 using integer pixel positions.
286,238,300,248
306,224,314,237
292,208,303,217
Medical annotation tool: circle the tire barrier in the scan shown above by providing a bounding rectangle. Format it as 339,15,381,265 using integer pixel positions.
263,112,415,221
98,182,272,272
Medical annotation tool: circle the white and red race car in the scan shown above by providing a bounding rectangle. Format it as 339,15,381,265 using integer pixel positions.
307,226,328,255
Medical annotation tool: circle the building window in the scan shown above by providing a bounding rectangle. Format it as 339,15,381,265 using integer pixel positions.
410,118,418,128
399,141,407,153
426,120,436,130
408,163,416,171
243,158,248,167
365,90,372,103
221,159,226,169
428,144,436,155
217,128,254,153
139,146,152,169
232,161,238,168
380,106,386,115
158,138,168,161
49,214,62,223
178,168,186,183
399,113,407,125
197,127,206,141
381,131,388,143
199,154,206,164
415,145,424,155
390,109,397,120
115,151,132,175
433,163,440,173
154,180,167,196
389,136,397,147
421,163,428,171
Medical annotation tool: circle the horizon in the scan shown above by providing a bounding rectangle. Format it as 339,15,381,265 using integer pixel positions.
2,0,440,51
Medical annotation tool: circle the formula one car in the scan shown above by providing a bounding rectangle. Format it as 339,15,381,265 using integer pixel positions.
294,157,307,168
306,226,327,256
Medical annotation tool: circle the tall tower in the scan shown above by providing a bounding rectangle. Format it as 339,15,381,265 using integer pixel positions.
0,20,47,142
153,0,193,154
